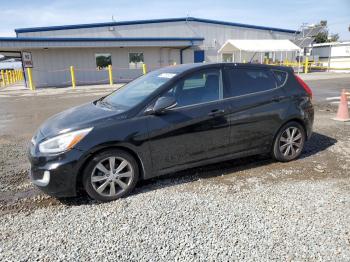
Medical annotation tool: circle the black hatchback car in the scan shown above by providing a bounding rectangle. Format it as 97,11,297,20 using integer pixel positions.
29,63,313,201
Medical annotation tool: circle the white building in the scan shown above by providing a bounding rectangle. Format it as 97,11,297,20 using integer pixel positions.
311,41,350,72
0,17,298,87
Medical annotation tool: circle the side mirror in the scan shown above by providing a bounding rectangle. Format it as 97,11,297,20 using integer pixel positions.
152,96,177,114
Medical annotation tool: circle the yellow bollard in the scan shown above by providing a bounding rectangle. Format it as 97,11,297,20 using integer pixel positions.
8,70,13,84
5,71,9,85
0,70,5,87
8,71,11,84
304,57,309,74
142,63,147,75
108,65,113,86
70,66,76,89
27,68,35,91
8,70,12,84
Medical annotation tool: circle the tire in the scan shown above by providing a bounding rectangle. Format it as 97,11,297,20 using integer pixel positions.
272,121,306,162
82,149,139,202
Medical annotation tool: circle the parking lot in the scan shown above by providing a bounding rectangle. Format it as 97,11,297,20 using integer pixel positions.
0,75,350,260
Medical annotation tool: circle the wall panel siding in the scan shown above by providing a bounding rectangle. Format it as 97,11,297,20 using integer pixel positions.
26,47,182,87
17,21,295,44
17,22,196,38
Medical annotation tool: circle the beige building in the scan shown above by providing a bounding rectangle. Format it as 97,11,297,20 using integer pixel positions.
0,17,298,87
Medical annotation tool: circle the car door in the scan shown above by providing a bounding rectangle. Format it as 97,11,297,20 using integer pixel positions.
222,65,288,154
145,67,231,173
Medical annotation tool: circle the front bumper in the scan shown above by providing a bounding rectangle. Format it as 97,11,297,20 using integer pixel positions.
28,146,85,197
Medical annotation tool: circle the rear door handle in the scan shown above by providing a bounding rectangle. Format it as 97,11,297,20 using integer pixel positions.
208,109,225,116
272,96,284,102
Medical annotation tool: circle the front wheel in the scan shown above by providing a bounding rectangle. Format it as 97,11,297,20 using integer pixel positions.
272,121,306,162
83,149,139,202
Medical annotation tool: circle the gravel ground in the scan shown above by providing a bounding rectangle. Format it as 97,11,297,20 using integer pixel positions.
0,99,349,260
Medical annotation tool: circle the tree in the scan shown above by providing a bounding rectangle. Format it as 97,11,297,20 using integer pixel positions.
329,33,339,42
313,20,339,43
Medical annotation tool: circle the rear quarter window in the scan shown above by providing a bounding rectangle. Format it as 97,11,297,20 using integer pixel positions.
224,68,277,98
272,70,288,87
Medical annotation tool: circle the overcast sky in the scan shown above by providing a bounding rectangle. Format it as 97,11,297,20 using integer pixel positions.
0,0,349,40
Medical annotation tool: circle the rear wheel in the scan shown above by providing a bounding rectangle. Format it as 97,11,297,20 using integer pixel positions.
272,121,305,162
83,149,139,202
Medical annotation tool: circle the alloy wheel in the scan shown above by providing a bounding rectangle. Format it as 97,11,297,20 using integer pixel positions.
91,157,134,197
279,127,303,158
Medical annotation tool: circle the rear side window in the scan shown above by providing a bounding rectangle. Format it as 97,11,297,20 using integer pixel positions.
272,70,288,87
224,68,277,98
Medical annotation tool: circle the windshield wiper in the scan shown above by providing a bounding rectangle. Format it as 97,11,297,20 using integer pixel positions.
97,99,114,109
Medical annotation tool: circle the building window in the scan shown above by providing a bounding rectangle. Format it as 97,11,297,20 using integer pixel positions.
129,53,144,69
95,53,112,70
222,53,233,62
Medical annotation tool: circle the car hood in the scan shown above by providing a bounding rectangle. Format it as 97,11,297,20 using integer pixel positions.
39,102,125,139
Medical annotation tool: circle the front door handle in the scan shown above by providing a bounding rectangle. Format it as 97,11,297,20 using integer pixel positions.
208,109,225,116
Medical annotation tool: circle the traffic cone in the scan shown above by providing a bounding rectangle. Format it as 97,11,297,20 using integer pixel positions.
333,89,350,122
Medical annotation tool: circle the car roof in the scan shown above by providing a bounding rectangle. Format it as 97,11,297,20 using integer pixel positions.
156,62,292,74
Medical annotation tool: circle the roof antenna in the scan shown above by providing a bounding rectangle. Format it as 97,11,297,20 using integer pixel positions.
186,12,190,22
249,52,257,63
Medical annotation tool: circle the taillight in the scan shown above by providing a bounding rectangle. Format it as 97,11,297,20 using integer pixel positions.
294,74,312,98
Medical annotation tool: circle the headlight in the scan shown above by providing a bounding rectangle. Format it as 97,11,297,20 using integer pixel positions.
39,127,93,154
31,136,36,146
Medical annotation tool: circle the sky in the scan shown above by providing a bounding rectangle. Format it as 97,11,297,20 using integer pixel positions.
0,0,349,40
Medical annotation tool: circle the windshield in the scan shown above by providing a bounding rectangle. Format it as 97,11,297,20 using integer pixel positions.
102,70,176,110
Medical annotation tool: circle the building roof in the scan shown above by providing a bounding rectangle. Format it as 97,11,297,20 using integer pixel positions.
0,37,203,50
0,37,204,42
15,17,298,34
312,41,350,47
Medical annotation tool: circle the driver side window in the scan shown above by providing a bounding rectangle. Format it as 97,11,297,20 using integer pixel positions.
167,69,222,107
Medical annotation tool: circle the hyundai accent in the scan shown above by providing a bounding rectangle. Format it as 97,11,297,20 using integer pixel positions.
28,63,314,201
